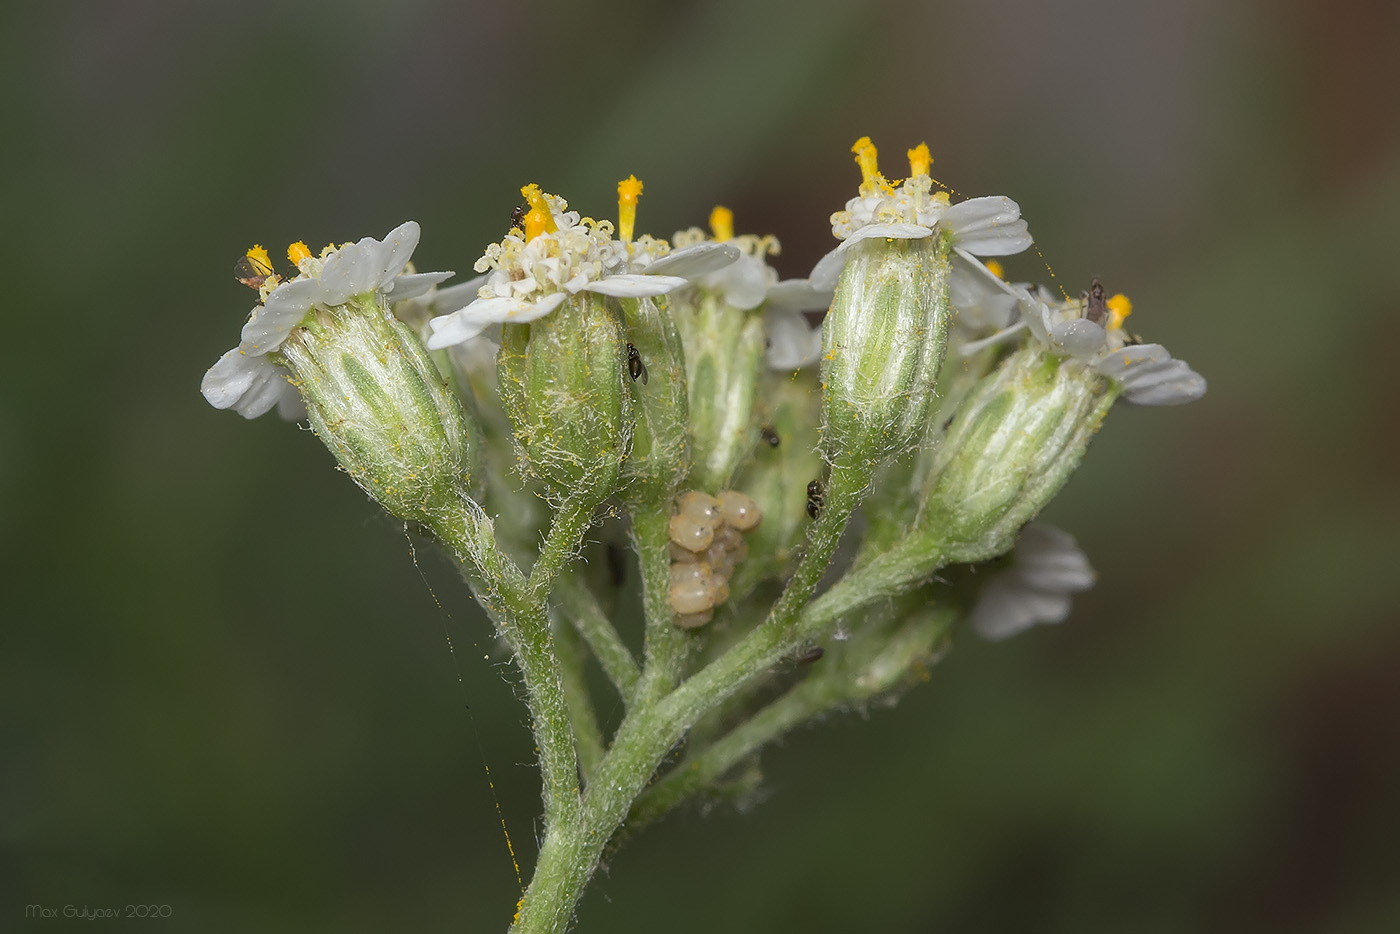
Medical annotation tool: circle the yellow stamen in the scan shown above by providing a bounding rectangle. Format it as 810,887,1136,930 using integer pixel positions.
984,260,1005,280
520,183,557,242
907,142,931,178
709,205,734,242
244,244,273,277
852,136,882,195
616,175,643,243
1106,293,1133,330
287,241,312,267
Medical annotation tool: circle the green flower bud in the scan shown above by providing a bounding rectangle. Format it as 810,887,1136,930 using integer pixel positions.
497,292,632,503
916,345,1120,563
619,296,690,507
820,234,951,476
276,296,481,524
861,340,1008,555
671,289,766,492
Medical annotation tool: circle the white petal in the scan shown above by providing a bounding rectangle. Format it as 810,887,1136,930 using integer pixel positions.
201,348,258,408
1095,345,1207,404
319,239,381,304
766,278,833,312
704,256,770,310
238,278,321,354
201,348,295,419
425,312,484,349
1048,318,1108,358
584,274,688,297
808,223,935,291
956,321,1026,358
276,390,307,421
374,221,422,288
764,307,823,370
386,270,453,303
427,274,489,314
1014,525,1096,592
941,196,1033,256
950,250,1020,331
970,577,1071,641
1017,291,1054,345
844,222,935,245
808,244,851,291
426,293,569,348
647,241,740,277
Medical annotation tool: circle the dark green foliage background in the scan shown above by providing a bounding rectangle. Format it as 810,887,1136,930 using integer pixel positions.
5,1,1398,930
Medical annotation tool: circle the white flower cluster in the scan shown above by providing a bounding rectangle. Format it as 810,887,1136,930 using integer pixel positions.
201,222,450,419
425,186,742,350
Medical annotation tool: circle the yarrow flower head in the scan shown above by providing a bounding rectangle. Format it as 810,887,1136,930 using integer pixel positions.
811,137,1034,290
201,221,479,523
957,257,1208,406
201,222,451,419
426,180,739,349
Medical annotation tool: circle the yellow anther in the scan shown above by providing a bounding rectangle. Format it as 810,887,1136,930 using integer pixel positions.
709,205,734,242
244,245,273,277
287,241,312,267
520,183,557,242
617,175,643,243
907,142,931,178
984,260,1005,280
1106,293,1133,330
852,136,882,193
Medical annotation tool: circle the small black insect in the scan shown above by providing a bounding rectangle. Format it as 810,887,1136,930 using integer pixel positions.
510,203,529,233
760,424,780,448
806,479,824,519
1084,278,1107,324
796,645,825,664
626,342,648,384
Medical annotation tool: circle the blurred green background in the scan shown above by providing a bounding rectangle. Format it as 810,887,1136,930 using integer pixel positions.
5,0,1399,930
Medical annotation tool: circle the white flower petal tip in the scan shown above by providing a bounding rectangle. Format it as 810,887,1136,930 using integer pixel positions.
1096,344,1207,405
376,220,422,284
765,279,833,313
808,247,848,292
969,524,1095,641
386,270,454,303
201,348,298,419
584,274,689,298
941,196,1033,257
763,307,823,370
808,223,936,291
846,222,936,244
646,241,741,277
426,292,568,349
1049,318,1108,357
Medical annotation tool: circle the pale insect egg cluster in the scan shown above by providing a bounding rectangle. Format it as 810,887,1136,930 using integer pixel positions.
667,490,762,628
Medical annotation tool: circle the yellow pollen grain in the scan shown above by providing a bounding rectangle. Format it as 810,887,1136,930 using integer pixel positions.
1107,293,1133,330
709,205,734,242
616,174,643,243
907,142,931,177
287,241,312,266
984,259,1005,280
245,244,273,276
520,183,557,241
